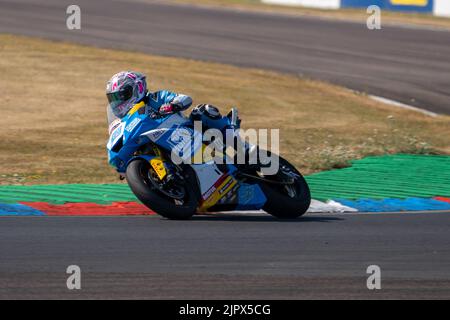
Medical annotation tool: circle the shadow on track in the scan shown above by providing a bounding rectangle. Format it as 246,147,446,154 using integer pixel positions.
188,214,344,223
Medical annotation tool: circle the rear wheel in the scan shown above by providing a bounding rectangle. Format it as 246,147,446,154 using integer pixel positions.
258,157,311,219
126,159,199,220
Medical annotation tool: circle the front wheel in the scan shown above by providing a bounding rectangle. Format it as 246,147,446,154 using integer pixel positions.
126,159,199,220
258,157,311,219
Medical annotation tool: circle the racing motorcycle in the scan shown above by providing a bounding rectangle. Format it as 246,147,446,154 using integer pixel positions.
107,102,311,219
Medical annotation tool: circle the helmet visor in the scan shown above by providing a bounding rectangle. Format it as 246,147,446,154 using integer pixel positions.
107,85,134,118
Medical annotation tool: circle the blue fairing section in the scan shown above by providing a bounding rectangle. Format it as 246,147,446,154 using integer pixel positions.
108,111,156,172
146,90,178,112
236,183,267,210
108,109,195,172
154,126,203,161
202,116,230,131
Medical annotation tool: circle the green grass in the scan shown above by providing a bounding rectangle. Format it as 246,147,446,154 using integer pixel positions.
306,154,450,201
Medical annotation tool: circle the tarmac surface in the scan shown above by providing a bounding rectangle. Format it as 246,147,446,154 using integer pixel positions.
1,212,449,299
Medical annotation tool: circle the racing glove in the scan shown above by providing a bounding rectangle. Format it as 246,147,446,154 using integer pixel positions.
158,102,184,115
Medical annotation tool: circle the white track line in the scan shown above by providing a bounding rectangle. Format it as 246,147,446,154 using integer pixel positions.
369,95,438,117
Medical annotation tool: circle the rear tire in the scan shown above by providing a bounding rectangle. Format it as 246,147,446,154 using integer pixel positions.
259,157,311,219
126,159,199,220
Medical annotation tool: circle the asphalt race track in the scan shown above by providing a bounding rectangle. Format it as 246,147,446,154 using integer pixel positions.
0,0,450,114
1,0,450,299
1,212,450,299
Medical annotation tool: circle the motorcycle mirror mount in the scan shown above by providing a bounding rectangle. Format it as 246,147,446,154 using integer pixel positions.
230,107,239,127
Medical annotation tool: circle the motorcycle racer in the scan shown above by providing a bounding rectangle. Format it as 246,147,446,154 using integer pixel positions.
104,70,311,219
106,71,193,131
106,71,235,139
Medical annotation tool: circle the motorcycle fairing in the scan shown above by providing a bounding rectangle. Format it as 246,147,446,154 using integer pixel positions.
108,103,269,211
235,183,267,210
191,163,238,211
107,106,189,172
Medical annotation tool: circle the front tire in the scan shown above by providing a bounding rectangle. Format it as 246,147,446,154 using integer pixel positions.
126,159,199,220
259,157,311,219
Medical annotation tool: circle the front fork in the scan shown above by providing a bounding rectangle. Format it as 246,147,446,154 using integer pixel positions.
124,145,171,182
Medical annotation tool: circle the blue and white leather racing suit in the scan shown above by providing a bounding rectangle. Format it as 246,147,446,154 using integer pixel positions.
144,91,231,132
107,90,192,126
144,90,192,115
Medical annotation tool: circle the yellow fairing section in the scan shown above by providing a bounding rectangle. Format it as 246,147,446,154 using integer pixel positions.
128,101,146,116
390,0,427,6
150,158,167,180
199,176,237,211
